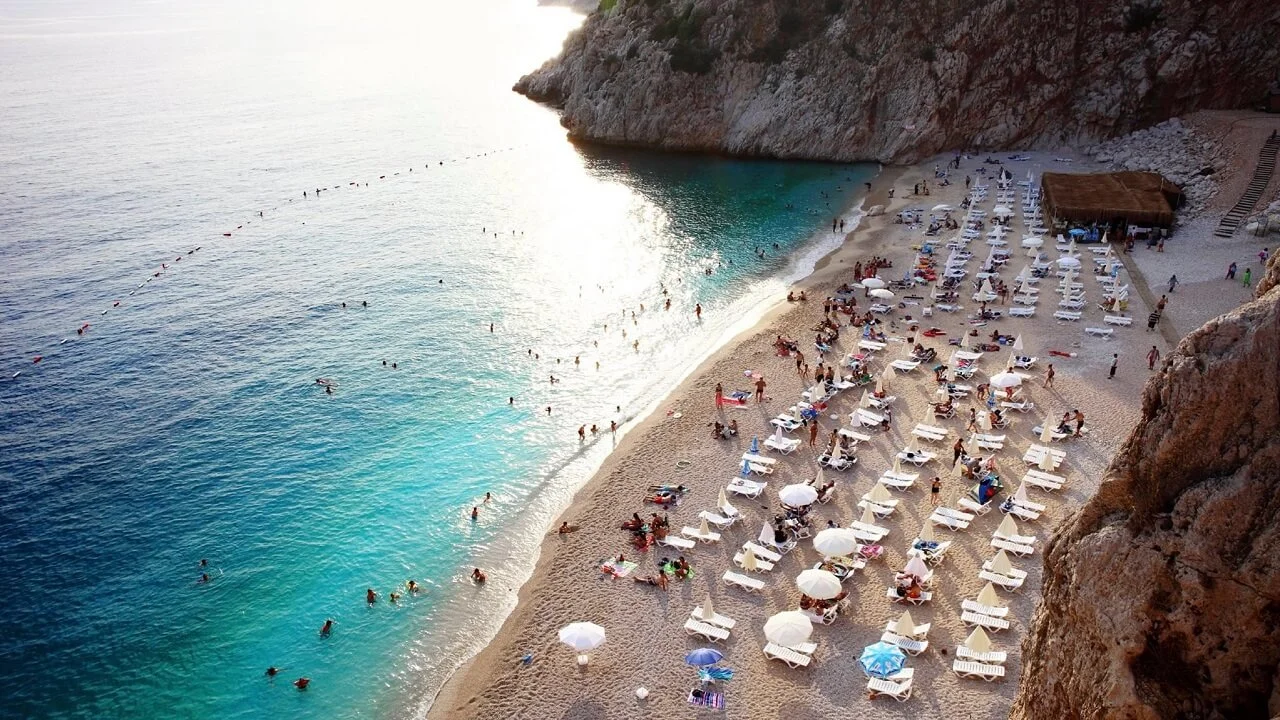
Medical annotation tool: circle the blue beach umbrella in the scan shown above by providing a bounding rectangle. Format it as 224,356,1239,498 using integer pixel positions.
740,459,751,478
685,648,724,667
859,641,906,678
750,436,759,454
1068,228,1087,236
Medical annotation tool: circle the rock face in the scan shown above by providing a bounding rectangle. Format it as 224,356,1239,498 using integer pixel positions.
1084,118,1222,220
517,0,1280,164
1010,255,1280,720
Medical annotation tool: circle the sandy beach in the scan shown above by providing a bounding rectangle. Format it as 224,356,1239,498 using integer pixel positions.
427,150,1268,720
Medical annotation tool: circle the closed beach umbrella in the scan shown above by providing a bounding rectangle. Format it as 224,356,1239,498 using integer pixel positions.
741,547,759,572
869,482,893,502
1067,239,1078,255
990,372,1022,389
764,611,814,647
965,434,979,457
990,549,1015,576
1014,482,1030,503
813,528,860,557
749,436,759,454
959,332,970,350
874,374,885,395
717,488,729,509
772,425,784,441
945,363,956,383
795,568,842,600
740,458,752,478
979,278,995,297
1038,449,1054,471
699,594,716,622
558,622,607,652
1039,419,1055,444
814,467,827,487
859,641,906,678
893,610,917,637
997,515,1020,539
779,483,818,507
964,627,994,654
862,277,886,289
904,555,930,580
858,390,869,408
932,204,953,212
870,288,894,300
699,516,712,536
685,647,724,667
892,456,902,474
830,443,843,464
859,506,876,527
1013,334,1024,351
918,519,935,543
977,582,1003,608
978,410,992,431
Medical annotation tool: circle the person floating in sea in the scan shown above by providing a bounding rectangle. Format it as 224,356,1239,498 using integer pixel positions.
293,678,310,691
366,588,378,605
471,568,487,583
389,592,400,604
407,580,419,594
198,573,210,584
484,492,491,503
320,619,334,637
265,667,280,678
471,506,479,521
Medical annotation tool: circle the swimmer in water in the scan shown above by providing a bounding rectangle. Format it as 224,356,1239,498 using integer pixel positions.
407,580,419,593
471,506,479,520
199,573,210,584
366,588,378,605
265,667,280,678
389,592,400,604
199,559,208,567
325,385,333,395
320,619,334,636
546,406,552,415
484,492,492,503
471,568,487,583
508,397,514,405
294,678,310,690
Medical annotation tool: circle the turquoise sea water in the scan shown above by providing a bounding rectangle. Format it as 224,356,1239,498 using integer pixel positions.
0,1,875,718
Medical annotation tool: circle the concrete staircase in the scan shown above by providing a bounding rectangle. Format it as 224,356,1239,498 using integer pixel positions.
1214,135,1280,238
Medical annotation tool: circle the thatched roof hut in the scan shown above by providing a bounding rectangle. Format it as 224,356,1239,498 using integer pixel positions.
1040,171,1184,227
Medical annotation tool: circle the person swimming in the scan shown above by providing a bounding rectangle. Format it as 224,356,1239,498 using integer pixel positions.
293,677,310,690
265,666,280,678
471,568,486,583
471,506,479,520
407,580,419,594
320,618,334,636
366,588,377,605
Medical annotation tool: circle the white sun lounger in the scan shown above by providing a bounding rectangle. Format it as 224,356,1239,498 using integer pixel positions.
1024,468,1065,487
837,428,872,447
763,643,811,668
1104,315,1133,326
867,394,897,409
866,675,913,702
684,618,730,643
764,435,802,453
733,552,774,572
908,539,952,564
1001,400,1035,413
1084,327,1114,337
953,350,984,361
769,416,803,432
1021,474,1063,492
850,518,890,538
958,497,994,516
882,620,931,639
929,510,970,531
854,409,885,427
890,360,920,373
991,537,1035,556
756,525,797,554
745,462,773,476
936,303,962,312
698,511,738,530
886,587,932,605
1009,306,1036,317
870,303,892,314
879,471,919,490
723,570,765,592
743,541,782,563
1012,356,1038,369
741,453,776,466
727,478,766,498
961,599,1010,618
1012,294,1038,305
978,569,1025,591
961,609,1012,631
957,646,1008,664
1009,495,1047,513
911,424,947,442
994,527,1038,545
880,631,929,656
973,436,1004,451
691,607,736,630
1001,503,1040,522
857,499,897,518
682,526,722,544
981,559,1028,580
896,449,937,466
659,535,696,551
953,660,1006,681
858,339,887,352
1053,310,1082,321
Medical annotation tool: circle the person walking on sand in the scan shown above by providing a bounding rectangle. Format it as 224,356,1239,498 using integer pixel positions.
1226,262,1237,280
1167,274,1178,293
1108,353,1119,380
952,437,964,467
714,382,723,408
808,421,819,448
1260,248,1269,264
695,303,702,320
754,376,767,403
1157,295,1168,312
1147,345,1160,370
578,425,585,441
966,408,978,433
1043,363,1055,388
1147,309,1161,332
1243,267,1252,287
931,476,942,507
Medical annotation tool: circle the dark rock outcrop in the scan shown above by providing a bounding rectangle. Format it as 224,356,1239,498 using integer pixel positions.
1010,255,1280,719
517,0,1280,163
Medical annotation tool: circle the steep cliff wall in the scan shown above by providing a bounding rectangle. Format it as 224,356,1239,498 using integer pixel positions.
517,0,1280,163
1010,256,1280,720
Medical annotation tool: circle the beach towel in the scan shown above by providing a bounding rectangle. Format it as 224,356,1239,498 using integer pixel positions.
601,559,638,578
698,667,735,682
687,689,725,710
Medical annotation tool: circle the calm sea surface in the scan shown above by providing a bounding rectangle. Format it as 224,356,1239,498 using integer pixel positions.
0,1,875,717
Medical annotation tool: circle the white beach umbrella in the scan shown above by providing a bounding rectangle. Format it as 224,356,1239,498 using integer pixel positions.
993,205,1012,217
861,277,886,289
979,278,996,297
1012,334,1024,351
891,454,903,474
717,488,730,509
990,372,1022,389
699,594,716,622
1014,482,1030,504
997,515,1020,539
990,549,1015,576
813,528,860,558
918,518,936,543
858,390,869,408
795,569,843,600
1056,256,1081,268
976,582,1004,608
779,483,819,507
904,556,931,581
772,424,785,441
764,610,814,647
1038,449,1054,471
830,443,844,465
870,288,894,300
1067,239,1078,255
1039,419,1055,444
741,547,759,572
869,482,893,502
699,516,712,536
859,506,877,527
874,374,885,395
932,204,953,212
977,410,992,431
945,364,956,383
964,626,994,654
965,434,979,457
814,467,827,487
959,332,970,350
893,610,917,637
558,622,607,653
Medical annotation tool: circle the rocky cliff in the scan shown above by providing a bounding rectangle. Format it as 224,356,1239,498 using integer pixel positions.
517,0,1280,163
1010,256,1280,720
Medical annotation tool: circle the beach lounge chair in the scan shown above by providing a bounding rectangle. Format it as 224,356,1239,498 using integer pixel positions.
733,552,775,572
880,631,929,656
961,609,1011,631
1001,400,1034,413
1000,503,1040,522
1059,298,1086,311
953,350,984,362
886,587,932,605
698,511,737,530
742,541,783,563
690,607,736,630
929,510,969,531
722,570,765,592
854,408,885,427
1011,294,1038,305
1084,327,1114,338
973,435,1005,451
1104,315,1133,326
858,339,887,352
685,618,730,643
953,660,1006,681
1023,469,1065,490
763,643,811,668
896,449,936,466
727,478,766,498
849,522,890,543
870,303,892,314
911,424,948,442
745,461,773,476
961,599,1010,618
838,428,872,446
1012,356,1038,369
978,569,1025,591
890,359,920,373
682,526,722,544
866,676,913,702
958,497,994,516
857,499,897,518
993,526,1038,545
1008,306,1035,318
908,539,952,564
817,452,856,471
882,619,931,639
757,524,797,554
659,535,696,551
981,559,1028,580
769,416,803,432
764,435,802,454
866,394,897,409
1053,310,1082,321
879,471,919,490
935,303,962,312
991,537,1035,556
956,645,1008,664
687,689,726,710
741,453,776,466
